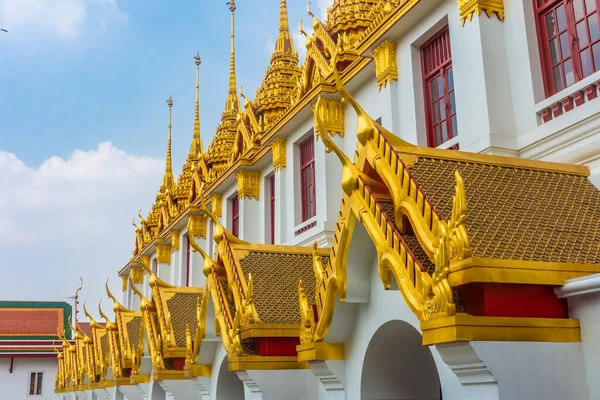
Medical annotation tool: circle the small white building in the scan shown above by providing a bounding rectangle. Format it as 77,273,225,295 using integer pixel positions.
0,301,73,399
55,0,600,398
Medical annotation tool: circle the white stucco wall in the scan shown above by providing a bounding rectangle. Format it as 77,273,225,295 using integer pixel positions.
0,358,57,399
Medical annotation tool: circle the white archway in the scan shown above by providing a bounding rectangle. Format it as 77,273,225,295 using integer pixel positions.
361,320,441,400
216,356,244,400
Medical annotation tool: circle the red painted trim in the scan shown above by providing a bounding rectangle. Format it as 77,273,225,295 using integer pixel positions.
534,0,600,97
299,135,316,222
257,337,300,357
585,83,598,99
269,175,276,244
573,89,585,105
0,354,57,358
457,283,569,318
552,101,564,117
563,95,574,111
231,196,240,237
421,26,456,147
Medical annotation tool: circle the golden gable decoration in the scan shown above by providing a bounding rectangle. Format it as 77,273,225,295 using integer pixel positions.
236,170,261,200
271,137,287,172
372,40,398,91
458,0,505,25
156,244,172,265
313,98,345,138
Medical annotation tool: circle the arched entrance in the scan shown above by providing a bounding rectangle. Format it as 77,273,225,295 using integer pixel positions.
216,356,244,400
361,320,441,400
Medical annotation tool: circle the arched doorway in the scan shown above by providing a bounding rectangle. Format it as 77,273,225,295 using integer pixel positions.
361,320,441,400
216,356,244,400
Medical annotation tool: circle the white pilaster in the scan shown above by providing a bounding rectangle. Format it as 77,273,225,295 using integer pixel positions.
235,371,263,400
309,360,346,400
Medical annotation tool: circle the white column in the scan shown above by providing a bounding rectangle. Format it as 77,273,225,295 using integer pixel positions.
239,198,260,243
314,134,343,225
274,170,286,244
449,14,518,155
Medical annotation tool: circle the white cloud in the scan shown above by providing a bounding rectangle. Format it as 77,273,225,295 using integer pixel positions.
0,0,127,40
0,143,162,315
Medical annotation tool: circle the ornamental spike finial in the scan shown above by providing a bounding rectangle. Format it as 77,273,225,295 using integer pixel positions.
163,96,175,190
227,1,237,98
192,53,204,156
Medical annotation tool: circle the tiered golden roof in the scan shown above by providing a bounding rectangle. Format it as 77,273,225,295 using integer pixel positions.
253,0,301,130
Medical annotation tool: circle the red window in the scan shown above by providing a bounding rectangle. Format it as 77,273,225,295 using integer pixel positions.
536,0,600,96
421,27,457,148
269,175,276,244
231,196,239,237
184,234,191,286
299,136,316,222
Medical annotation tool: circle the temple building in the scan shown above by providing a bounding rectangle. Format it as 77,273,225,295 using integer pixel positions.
55,0,600,399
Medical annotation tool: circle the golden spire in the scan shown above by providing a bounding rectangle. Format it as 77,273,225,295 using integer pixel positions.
225,0,238,111
162,96,175,190
191,52,203,156
279,0,289,33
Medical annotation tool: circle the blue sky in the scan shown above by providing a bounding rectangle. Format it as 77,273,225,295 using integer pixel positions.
0,0,331,314
0,0,330,168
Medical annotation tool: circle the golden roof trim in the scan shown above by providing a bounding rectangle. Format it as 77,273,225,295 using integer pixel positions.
421,314,581,345
394,146,590,176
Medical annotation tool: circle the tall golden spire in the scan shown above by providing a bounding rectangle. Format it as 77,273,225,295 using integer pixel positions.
191,52,203,156
273,0,296,56
162,96,175,190
225,0,238,111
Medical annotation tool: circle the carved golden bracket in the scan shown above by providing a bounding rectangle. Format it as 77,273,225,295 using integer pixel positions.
171,231,180,252
211,194,223,218
458,0,504,25
188,214,207,239
236,170,260,200
130,267,144,285
372,40,398,91
314,98,345,138
121,275,128,292
156,244,172,265
271,137,287,172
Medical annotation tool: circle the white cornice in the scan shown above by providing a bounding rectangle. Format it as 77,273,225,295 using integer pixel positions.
555,273,600,298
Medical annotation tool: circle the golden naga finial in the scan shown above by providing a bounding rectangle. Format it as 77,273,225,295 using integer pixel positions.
130,276,152,308
106,278,133,312
82,300,97,326
98,299,114,327
188,233,216,278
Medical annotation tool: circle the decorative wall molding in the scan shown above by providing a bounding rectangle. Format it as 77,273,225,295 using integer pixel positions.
556,273,600,298
458,0,504,26
121,275,128,292
156,244,172,265
171,230,180,252
271,137,287,172
236,170,261,200
130,267,144,285
314,98,345,138
372,40,398,91
188,214,207,239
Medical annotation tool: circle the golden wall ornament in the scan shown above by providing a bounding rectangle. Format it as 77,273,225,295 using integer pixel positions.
171,230,180,252
188,214,207,239
211,194,223,218
314,98,345,138
271,137,287,172
458,0,504,25
156,244,172,265
121,275,128,292
372,40,398,91
130,267,144,285
236,170,260,200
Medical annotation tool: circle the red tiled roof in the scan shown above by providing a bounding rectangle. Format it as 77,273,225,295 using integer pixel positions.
0,308,63,337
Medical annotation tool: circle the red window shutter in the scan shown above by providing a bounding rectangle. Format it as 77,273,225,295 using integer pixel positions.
231,196,240,237
269,175,276,244
535,0,600,96
299,136,316,222
421,27,458,148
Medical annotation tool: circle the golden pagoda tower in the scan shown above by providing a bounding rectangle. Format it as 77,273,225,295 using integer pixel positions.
206,0,240,178
253,0,301,129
